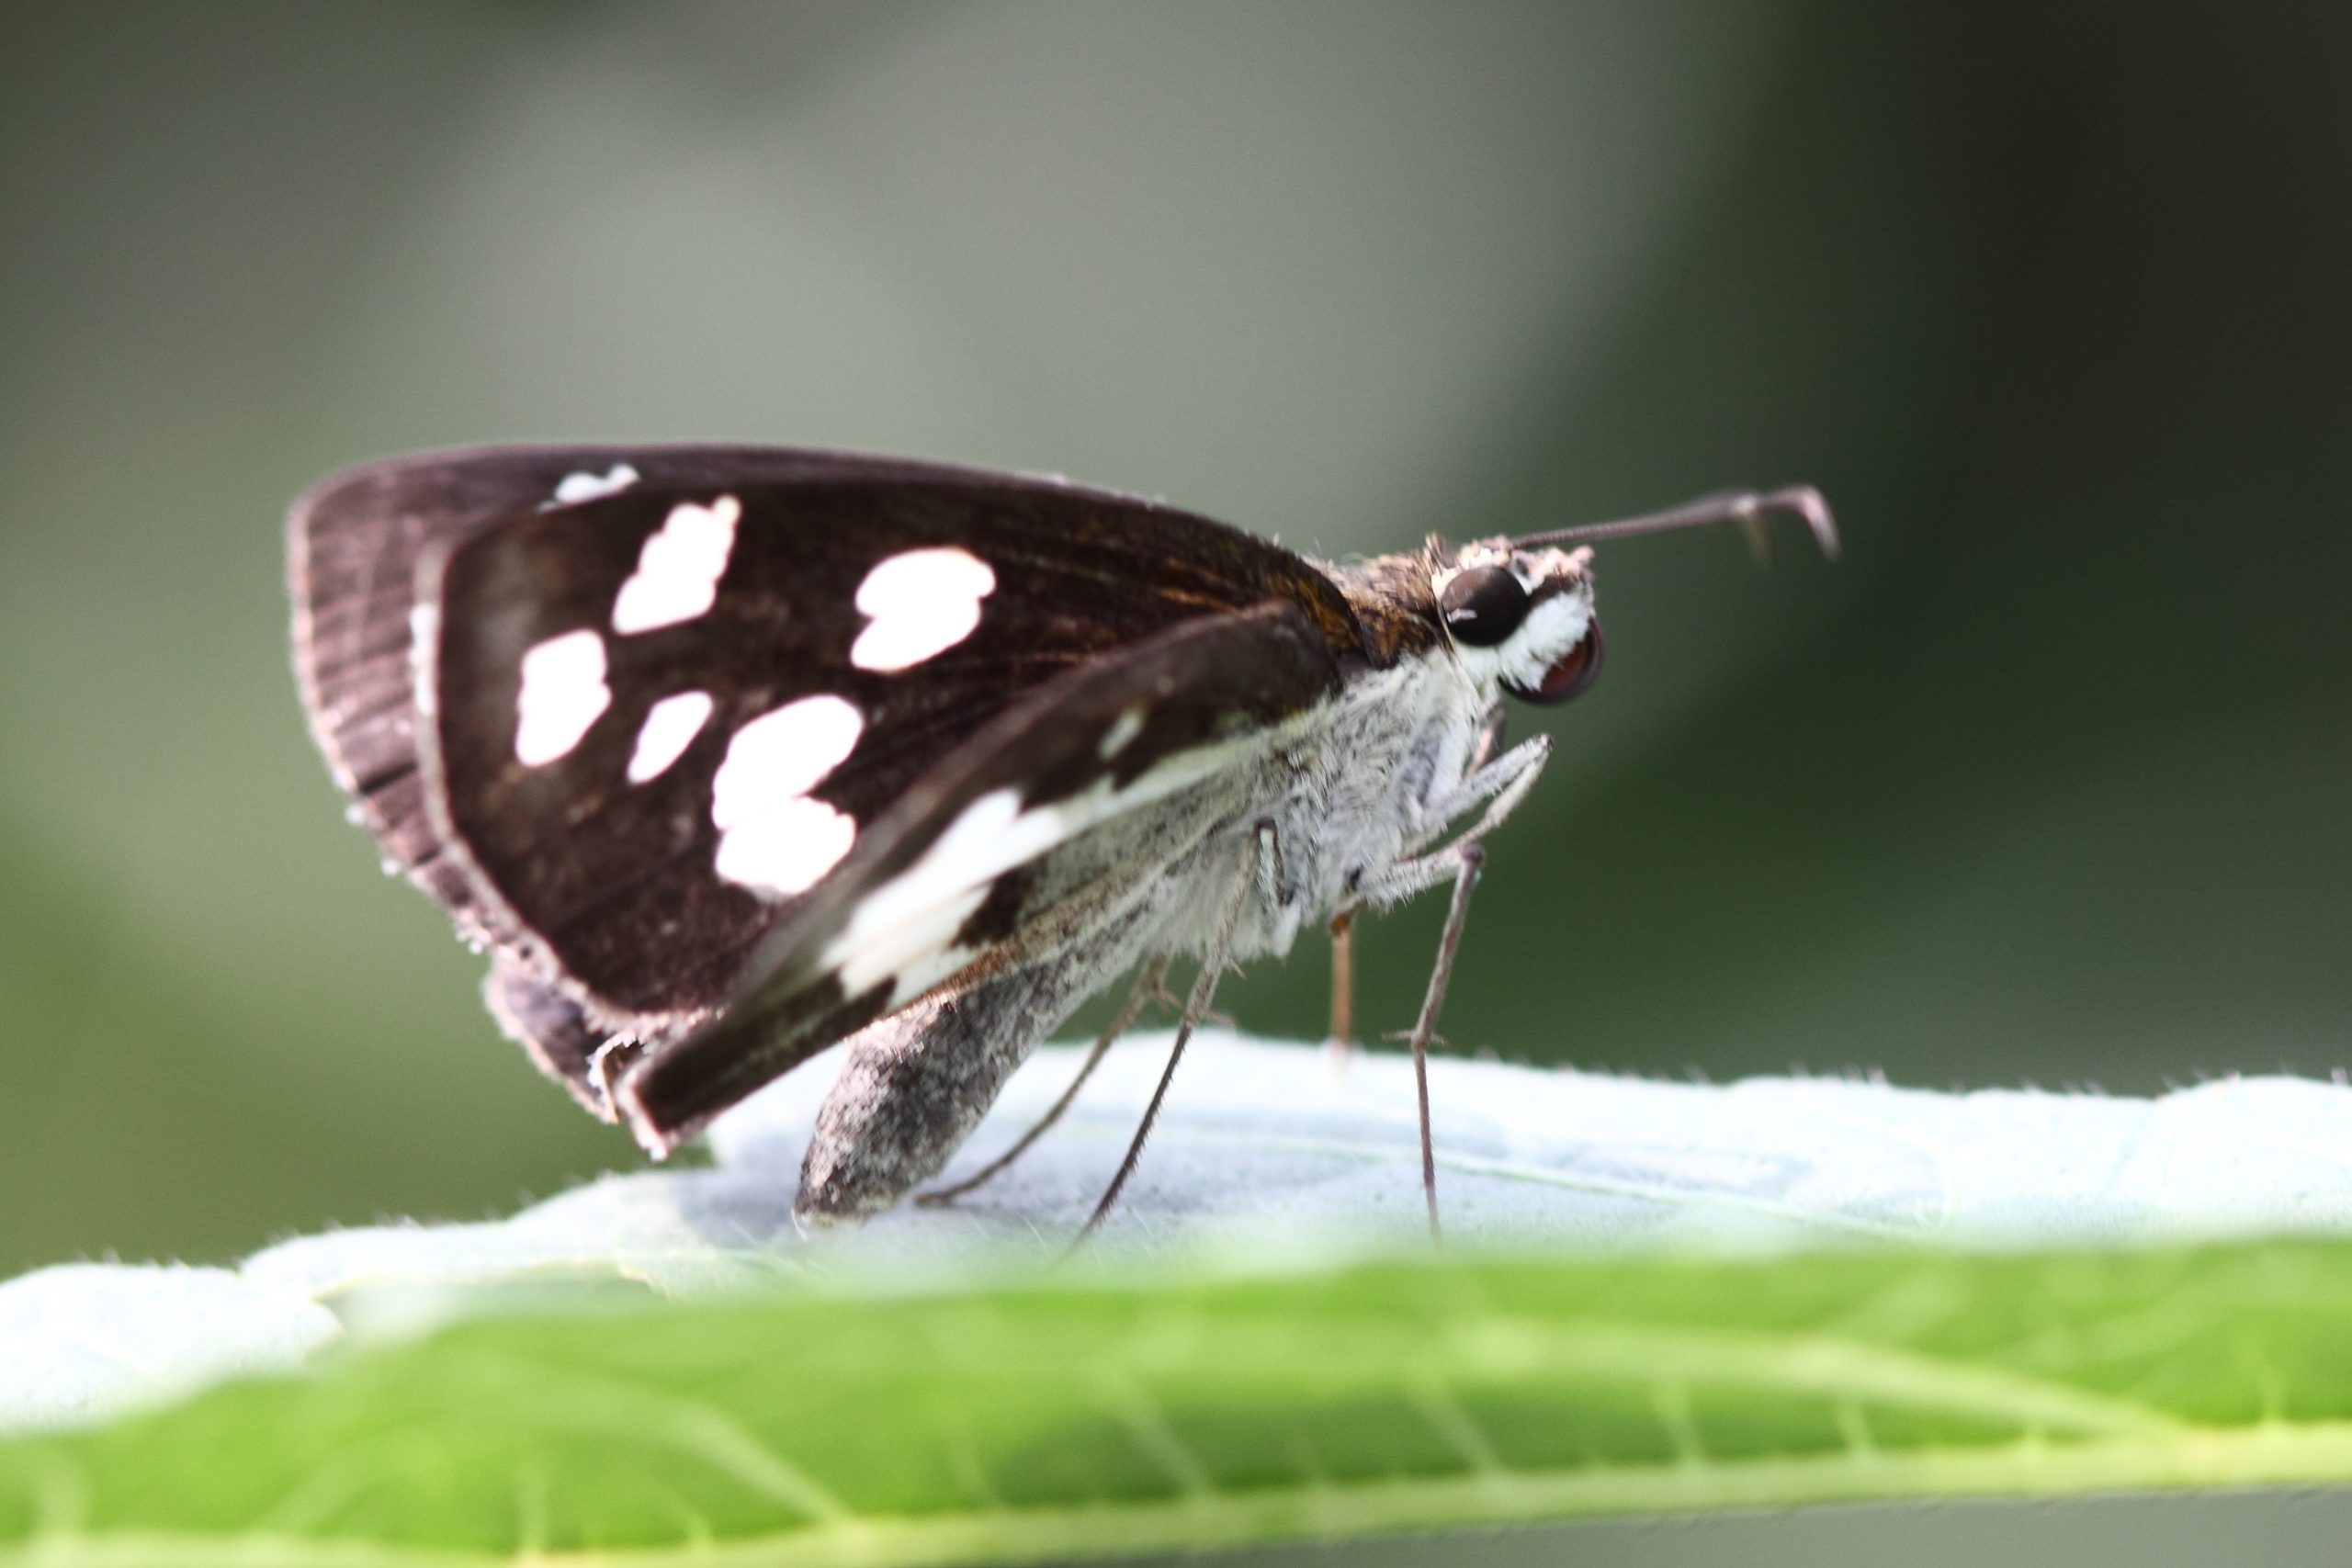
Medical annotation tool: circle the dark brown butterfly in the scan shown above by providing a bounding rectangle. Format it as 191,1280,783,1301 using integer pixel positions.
291,446,1835,1237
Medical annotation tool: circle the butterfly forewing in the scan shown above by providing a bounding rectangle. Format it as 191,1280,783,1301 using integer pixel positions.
294,445,1366,1108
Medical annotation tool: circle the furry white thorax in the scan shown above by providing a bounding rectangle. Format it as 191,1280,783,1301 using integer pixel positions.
1167,648,1497,956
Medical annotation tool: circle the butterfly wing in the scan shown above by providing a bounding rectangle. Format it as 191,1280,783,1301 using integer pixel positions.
291,445,1363,1123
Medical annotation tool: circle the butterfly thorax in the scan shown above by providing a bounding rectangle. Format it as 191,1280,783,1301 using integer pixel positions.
1316,546,1445,669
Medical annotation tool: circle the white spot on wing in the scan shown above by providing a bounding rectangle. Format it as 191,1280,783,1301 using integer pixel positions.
547,463,640,507
409,602,440,719
712,695,863,818
1098,706,1146,759
611,495,741,635
850,547,996,671
626,690,715,783
824,788,1029,1000
714,795,857,897
821,729,1268,1005
514,629,610,765
711,694,865,897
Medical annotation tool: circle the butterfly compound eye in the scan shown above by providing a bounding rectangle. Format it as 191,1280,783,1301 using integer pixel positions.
1503,615,1606,706
1439,566,1530,648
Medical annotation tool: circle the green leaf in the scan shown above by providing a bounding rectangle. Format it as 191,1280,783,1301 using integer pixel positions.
13,1036,2352,1562
6,1241,2352,1565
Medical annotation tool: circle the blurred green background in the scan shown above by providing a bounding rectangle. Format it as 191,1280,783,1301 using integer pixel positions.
3,0,2347,1284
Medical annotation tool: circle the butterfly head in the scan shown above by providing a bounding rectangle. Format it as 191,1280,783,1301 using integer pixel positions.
1430,539,1603,706
1419,483,1839,706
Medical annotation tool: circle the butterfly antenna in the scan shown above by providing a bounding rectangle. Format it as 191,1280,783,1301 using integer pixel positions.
1514,485,1839,562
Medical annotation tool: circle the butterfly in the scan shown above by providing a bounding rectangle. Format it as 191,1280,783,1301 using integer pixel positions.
290,446,1835,1238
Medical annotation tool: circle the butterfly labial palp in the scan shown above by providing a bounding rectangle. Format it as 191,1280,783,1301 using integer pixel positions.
289,446,1837,1242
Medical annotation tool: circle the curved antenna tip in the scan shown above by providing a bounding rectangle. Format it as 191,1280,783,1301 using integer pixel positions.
1515,484,1841,562
1758,484,1841,562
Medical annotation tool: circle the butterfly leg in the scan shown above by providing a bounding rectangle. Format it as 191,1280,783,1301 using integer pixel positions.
915,953,1172,1206
1339,840,1487,1246
1073,823,1271,1244
1461,701,1509,786
1327,908,1357,1052
1405,843,1481,1245
1405,732,1551,855
1338,733,1547,1243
